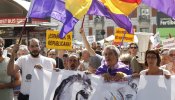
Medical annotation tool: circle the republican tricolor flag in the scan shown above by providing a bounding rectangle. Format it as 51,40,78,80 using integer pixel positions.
27,0,140,38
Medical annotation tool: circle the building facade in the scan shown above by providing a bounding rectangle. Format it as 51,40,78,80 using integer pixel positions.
74,3,157,42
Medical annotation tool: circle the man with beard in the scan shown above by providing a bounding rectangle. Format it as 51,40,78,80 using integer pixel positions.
7,38,55,100
0,37,21,100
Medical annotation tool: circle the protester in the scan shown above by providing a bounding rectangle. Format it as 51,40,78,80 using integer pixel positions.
62,53,69,70
0,37,21,100
78,49,90,71
128,43,143,73
80,28,131,82
160,48,175,75
17,45,29,59
160,48,171,66
7,38,55,100
119,53,132,66
91,42,97,51
95,42,102,55
140,49,170,78
86,55,102,74
15,44,29,98
68,53,80,70
46,49,59,68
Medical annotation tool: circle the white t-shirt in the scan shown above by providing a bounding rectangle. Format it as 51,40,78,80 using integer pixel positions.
15,54,54,95
140,68,171,75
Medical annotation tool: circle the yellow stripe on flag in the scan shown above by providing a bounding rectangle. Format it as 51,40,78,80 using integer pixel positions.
66,0,92,19
100,0,138,16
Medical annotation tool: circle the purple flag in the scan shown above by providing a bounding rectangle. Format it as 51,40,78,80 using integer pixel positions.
142,0,175,18
87,0,133,33
28,0,66,23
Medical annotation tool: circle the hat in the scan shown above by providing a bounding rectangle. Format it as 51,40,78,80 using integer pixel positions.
89,56,101,69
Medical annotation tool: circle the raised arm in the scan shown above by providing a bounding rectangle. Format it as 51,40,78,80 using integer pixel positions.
80,28,96,56
7,44,20,76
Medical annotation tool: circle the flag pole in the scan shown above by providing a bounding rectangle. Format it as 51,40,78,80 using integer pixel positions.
119,31,126,48
18,18,27,44
81,16,85,28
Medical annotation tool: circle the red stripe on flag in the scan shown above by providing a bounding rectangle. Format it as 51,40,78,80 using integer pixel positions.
119,0,141,4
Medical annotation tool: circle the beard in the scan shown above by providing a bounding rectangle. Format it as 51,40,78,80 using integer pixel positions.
30,51,40,58
70,64,77,70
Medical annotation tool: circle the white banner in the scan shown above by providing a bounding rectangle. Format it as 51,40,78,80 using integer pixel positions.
30,69,138,100
29,69,175,100
136,75,175,100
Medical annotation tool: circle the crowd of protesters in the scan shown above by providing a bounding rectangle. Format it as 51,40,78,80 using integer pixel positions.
0,28,174,100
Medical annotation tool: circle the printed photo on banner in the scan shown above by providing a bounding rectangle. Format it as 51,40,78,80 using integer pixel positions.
29,69,138,100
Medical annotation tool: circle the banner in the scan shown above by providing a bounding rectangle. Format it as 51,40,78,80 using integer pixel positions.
136,75,175,100
30,69,138,100
30,69,175,100
46,30,72,50
114,28,134,44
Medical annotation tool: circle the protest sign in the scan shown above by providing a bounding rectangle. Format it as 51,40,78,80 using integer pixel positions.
86,35,96,44
46,30,72,50
114,28,134,44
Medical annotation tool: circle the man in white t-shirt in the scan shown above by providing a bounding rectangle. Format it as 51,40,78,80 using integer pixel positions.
7,38,55,100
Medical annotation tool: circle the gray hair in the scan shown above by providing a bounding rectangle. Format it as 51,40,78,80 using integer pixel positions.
89,56,101,69
119,53,132,62
103,45,120,57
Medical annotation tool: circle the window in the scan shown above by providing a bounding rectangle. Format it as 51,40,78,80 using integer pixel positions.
140,8,149,16
89,27,92,36
140,28,149,32
139,8,150,22
89,15,93,20
96,30,104,41
107,27,114,36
